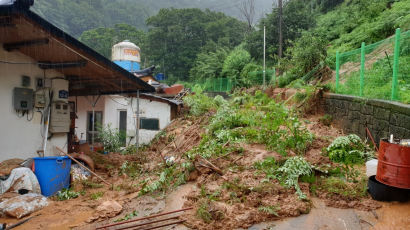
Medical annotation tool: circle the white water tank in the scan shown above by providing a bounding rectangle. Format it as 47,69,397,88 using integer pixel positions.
112,40,141,63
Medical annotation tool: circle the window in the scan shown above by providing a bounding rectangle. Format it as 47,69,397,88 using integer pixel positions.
140,118,159,131
87,111,103,144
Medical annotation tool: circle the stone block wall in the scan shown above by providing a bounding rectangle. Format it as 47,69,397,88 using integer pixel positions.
322,93,410,145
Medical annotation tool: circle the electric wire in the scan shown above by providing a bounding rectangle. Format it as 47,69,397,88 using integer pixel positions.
108,95,128,107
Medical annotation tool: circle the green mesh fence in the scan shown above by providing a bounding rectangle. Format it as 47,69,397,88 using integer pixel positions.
197,69,277,92
335,28,410,103
198,78,234,92
247,69,277,85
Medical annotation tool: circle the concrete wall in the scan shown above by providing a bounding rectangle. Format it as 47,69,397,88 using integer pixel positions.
128,97,171,145
70,95,171,146
322,93,410,145
0,44,67,161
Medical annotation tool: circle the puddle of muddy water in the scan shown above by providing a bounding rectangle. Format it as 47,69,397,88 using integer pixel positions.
372,201,410,230
245,198,376,230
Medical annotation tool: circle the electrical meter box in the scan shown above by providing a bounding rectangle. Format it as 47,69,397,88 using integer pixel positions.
34,90,46,108
13,87,34,110
50,102,70,133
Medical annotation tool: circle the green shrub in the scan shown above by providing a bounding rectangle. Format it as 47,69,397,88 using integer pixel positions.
57,188,80,201
97,124,125,153
277,156,312,199
326,134,374,165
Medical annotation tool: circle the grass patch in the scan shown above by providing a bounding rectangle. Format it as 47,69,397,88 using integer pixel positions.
90,191,104,200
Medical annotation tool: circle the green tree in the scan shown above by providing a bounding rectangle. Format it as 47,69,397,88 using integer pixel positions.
79,24,147,60
146,8,247,81
245,0,315,62
222,46,251,86
190,47,229,81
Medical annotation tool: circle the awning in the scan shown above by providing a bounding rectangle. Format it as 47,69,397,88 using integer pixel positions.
0,6,155,96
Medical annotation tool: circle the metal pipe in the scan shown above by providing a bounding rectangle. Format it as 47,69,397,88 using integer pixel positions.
136,220,185,230
391,28,401,101
42,104,51,157
116,216,178,230
136,90,140,153
263,25,266,87
96,207,192,229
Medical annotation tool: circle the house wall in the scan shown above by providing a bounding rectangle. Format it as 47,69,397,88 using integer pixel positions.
70,95,106,142
128,97,171,145
70,95,171,147
0,44,68,161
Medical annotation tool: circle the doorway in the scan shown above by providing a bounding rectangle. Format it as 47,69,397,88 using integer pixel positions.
118,110,127,146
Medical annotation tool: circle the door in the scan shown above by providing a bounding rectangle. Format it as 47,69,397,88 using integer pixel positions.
118,110,127,146
87,111,103,144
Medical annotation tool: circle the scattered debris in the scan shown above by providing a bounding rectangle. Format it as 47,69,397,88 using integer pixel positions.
0,167,41,195
71,164,91,181
0,193,48,219
87,200,123,223
96,207,192,230
0,159,25,178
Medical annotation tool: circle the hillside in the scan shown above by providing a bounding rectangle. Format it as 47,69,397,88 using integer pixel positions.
31,0,274,37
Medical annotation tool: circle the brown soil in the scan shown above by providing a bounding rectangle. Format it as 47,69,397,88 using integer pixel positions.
0,104,388,229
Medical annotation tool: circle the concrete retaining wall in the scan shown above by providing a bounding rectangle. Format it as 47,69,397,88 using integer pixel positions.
322,93,410,145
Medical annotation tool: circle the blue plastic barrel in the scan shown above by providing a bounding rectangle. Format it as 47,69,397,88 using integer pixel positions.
33,156,71,196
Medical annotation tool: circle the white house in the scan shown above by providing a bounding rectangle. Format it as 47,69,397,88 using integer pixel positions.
0,4,154,161
69,94,181,147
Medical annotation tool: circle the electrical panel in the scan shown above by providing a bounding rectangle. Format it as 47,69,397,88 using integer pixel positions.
50,102,70,133
34,90,46,108
13,87,33,110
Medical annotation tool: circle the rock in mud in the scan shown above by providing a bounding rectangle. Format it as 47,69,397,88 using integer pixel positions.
87,200,123,222
0,193,48,218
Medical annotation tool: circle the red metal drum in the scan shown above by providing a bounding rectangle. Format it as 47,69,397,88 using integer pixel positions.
376,139,410,189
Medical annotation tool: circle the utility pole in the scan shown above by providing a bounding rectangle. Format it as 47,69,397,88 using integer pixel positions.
263,26,266,87
278,0,283,59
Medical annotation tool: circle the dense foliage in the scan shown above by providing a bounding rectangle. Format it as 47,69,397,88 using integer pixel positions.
326,134,374,165
32,0,273,38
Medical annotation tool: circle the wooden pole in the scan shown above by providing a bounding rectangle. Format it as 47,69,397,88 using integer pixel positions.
56,147,112,186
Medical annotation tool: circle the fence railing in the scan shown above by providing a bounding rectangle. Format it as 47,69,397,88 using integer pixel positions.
335,28,409,103
197,69,277,92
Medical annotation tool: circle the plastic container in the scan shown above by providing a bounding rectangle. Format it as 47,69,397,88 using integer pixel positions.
365,159,378,177
33,156,71,196
376,139,410,189
368,176,410,202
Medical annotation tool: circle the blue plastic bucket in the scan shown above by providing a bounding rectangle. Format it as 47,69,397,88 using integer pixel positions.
33,156,71,197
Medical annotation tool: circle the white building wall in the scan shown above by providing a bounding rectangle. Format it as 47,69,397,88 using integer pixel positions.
128,97,171,145
69,96,105,142
70,95,171,146
0,44,68,161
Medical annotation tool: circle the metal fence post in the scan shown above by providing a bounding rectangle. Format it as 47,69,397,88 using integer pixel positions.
335,51,340,93
360,42,365,97
391,28,401,101
273,68,276,87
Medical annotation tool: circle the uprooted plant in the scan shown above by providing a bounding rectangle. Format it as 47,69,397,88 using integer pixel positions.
326,134,374,165
277,157,313,199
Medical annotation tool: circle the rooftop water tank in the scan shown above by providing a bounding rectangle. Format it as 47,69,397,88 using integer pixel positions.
112,40,141,72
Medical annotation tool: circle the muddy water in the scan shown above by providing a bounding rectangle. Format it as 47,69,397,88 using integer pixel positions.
248,199,410,230
372,201,410,230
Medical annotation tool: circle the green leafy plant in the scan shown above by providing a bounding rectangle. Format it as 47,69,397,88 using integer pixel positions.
97,124,125,153
57,188,80,201
196,199,213,223
319,114,333,126
90,191,104,200
115,211,139,222
326,134,374,165
277,157,312,199
81,180,103,189
319,176,368,199
258,205,280,216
